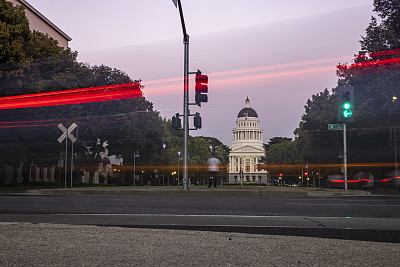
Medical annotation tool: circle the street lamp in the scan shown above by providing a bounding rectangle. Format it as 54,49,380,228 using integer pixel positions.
177,151,181,186
163,143,166,186
393,96,398,189
133,150,140,186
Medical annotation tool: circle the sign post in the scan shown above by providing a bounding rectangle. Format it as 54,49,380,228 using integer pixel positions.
58,123,77,188
328,123,348,191
133,150,140,186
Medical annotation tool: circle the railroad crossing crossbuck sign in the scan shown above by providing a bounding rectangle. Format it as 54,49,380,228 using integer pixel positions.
57,123,77,188
58,123,77,143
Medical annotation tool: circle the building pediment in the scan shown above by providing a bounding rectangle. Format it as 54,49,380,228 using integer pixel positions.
231,145,264,154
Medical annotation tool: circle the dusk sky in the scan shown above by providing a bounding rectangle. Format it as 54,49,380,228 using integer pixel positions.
28,0,374,145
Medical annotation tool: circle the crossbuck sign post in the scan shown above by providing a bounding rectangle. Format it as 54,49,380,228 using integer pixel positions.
58,123,77,188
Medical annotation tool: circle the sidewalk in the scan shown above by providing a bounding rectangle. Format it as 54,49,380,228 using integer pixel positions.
17,186,373,197
1,222,398,266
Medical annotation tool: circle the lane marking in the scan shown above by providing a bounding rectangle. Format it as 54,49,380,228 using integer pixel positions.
48,214,400,220
285,203,400,207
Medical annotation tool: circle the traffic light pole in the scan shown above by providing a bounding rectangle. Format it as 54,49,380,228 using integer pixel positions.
182,36,189,190
338,86,353,192
174,0,189,190
343,122,348,192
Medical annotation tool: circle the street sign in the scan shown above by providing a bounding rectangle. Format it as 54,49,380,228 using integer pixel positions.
57,123,78,189
328,124,344,130
58,123,77,143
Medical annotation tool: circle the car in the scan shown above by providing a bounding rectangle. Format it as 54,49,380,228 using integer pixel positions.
327,174,371,188
375,171,400,188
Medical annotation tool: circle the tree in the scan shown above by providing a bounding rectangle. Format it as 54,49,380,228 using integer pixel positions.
264,139,302,165
359,0,400,52
0,0,30,63
264,137,293,152
91,65,133,86
267,0,400,172
335,0,400,165
201,136,230,163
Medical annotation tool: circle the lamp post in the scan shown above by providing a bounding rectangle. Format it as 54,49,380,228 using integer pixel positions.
177,151,181,186
133,150,140,186
163,143,166,186
393,96,398,189
306,163,309,188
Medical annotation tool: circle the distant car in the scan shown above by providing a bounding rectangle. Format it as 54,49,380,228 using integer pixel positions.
375,170,400,187
327,174,371,188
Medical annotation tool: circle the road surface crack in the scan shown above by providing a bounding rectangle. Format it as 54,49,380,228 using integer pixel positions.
304,217,327,228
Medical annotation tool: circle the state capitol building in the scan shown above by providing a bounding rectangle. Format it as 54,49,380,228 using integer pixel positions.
228,97,268,184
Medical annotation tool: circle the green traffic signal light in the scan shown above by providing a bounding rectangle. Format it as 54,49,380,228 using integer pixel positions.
343,109,352,118
338,86,354,122
343,102,352,117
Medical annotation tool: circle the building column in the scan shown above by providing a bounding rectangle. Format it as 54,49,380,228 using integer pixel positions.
250,157,253,173
255,157,259,173
237,157,240,173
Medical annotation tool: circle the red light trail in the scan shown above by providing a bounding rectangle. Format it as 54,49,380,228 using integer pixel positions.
0,82,143,110
338,48,400,70
356,48,400,59
142,55,350,98
141,50,400,98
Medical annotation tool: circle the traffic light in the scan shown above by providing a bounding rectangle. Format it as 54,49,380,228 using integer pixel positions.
172,113,181,129
338,86,354,122
194,112,202,129
195,73,208,107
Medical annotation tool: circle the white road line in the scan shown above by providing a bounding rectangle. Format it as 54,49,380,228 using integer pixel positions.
50,214,396,219
285,203,400,207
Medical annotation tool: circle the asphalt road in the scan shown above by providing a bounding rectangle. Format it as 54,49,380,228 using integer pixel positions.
0,195,399,217
1,195,399,243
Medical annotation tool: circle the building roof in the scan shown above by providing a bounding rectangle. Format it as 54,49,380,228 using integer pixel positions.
237,107,258,118
19,0,72,41
237,97,258,118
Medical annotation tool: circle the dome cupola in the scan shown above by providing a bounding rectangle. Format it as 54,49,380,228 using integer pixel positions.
237,97,258,118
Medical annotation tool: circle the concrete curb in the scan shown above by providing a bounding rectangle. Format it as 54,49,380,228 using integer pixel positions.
22,188,372,198
307,191,371,197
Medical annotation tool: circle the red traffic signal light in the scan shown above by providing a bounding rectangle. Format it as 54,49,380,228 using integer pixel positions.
304,172,308,176
195,74,208,106
195,74,208,93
